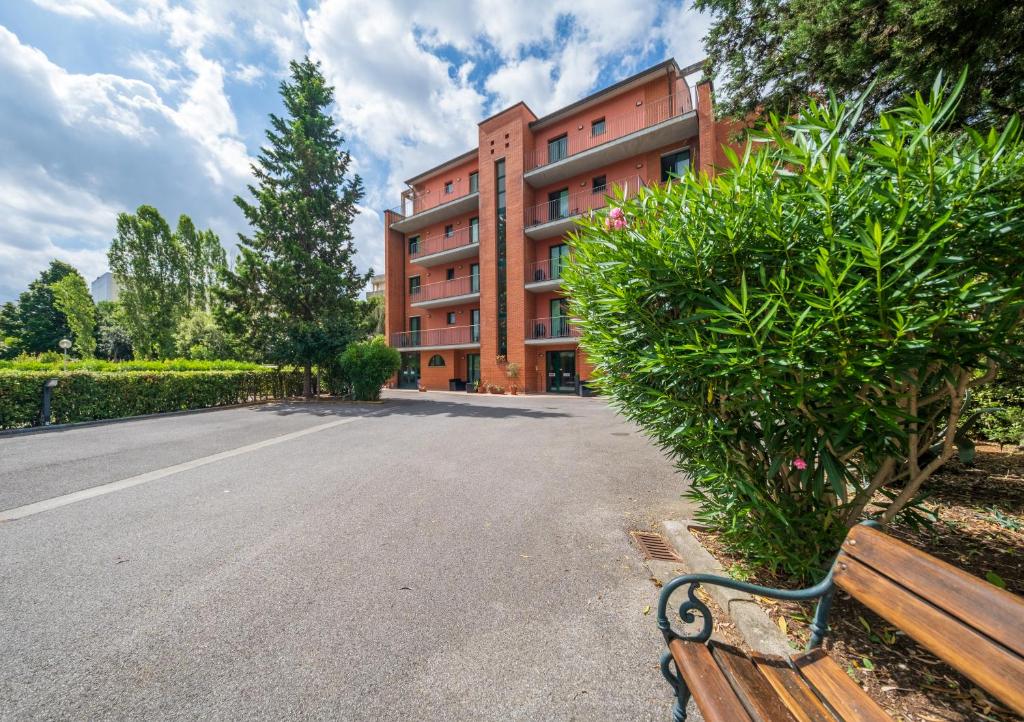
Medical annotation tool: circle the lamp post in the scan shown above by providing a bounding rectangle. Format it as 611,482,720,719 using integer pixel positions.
58,338,71,371
40,378,59,426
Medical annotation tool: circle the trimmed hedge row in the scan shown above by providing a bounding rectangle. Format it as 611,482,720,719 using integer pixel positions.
0,358,265,372
0,369,305,429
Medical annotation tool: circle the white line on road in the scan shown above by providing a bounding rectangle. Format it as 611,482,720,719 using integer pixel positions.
0,411,383,522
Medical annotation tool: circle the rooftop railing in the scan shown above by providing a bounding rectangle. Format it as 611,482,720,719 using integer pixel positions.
525,94,686,171
524,175,644,229
409,274,480,303
409,224,479,260
390,325,480,349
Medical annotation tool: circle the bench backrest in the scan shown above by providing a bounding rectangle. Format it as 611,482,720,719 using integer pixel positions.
833,524,1024,716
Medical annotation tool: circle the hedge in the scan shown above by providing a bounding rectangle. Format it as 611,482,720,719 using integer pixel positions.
0,369,304,430
0,358,265,372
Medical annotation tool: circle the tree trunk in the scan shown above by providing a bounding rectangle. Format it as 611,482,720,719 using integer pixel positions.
303,360,312,400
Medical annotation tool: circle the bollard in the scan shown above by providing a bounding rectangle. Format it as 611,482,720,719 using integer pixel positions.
40,378,59,426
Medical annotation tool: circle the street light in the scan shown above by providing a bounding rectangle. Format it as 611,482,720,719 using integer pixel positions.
58,338,71,371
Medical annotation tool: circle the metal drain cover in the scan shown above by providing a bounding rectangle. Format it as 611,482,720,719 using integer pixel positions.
630,531,684,562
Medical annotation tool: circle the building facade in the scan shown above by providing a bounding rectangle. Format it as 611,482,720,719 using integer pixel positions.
90,272,119,303
366,273,386,299
384,59,736,394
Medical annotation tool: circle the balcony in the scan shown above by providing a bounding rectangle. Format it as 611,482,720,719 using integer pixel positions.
409,275,480,309
391,325,480,350
524,176,643,240
389,177,479,234
524,94,697,187
525,257,567,292
525,316,581,345
409,225,480,267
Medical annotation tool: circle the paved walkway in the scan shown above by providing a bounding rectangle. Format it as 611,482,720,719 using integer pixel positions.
0,390,684,720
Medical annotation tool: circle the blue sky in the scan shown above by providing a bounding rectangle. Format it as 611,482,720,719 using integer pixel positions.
0,0,712,302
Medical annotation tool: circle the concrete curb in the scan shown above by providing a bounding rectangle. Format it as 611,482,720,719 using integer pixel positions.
0,397,383,438
656,519,793,656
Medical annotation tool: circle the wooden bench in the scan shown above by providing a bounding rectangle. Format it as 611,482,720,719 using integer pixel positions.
656,522,1024,721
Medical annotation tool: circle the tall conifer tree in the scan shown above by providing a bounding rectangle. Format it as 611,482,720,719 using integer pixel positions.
221,57,368,397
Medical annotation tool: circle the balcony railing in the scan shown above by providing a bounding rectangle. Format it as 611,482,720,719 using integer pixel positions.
527,256,569,284
527,316,580,341
526,94,686,171
409,225,479,260
410,275,480,303
525,176,643,229
389,177,476,219
391,325,480,349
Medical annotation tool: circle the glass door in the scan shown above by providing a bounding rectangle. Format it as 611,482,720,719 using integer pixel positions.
470,308,480,342
470,263,480,293
466,353,480,387
409,316,421,346
545,350,577,393
549,298,568,337
547,188,569,221
549,244,570,280
399,352,420,389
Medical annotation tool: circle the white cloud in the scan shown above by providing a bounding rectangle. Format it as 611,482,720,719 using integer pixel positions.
30,0,153,25
234,63,265,84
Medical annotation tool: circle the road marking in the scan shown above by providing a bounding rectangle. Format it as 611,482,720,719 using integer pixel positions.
0,411,381,522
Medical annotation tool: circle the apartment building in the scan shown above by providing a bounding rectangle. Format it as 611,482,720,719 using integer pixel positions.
383,58,737,393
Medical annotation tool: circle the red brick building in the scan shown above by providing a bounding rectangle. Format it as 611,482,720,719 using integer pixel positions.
383,58,736,394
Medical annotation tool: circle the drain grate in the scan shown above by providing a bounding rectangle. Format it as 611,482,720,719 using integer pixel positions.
630,531,683,562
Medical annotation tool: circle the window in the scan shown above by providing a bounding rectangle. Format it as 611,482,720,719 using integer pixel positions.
427,354,446,367
444,224,454,238
547,134,568,163
660,148,691,182
446,312,456,325
469,217,479,243
409,316,421,345
470,263,480,293
591,117,606,137
592,175,606,193
470,309,480,342
548,188,569,221
468,172,479,193
549,244,570,279
550,298,569,336
446,268,455,281
408,235,419,254
409,276,421,295
444,181,454,194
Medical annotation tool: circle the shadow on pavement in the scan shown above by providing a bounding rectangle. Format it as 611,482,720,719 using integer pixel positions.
251,396,573,420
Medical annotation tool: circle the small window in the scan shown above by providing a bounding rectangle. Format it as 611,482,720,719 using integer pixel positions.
409,276,421,294
444,224,454,238
444,181,453,194
446,312,456,325
446,268,455,281
468,172,479,193
427,354,446,367
592,175,606,193
408,235,419,254
660,149,691,182
547,134,568,163
591,118,606,137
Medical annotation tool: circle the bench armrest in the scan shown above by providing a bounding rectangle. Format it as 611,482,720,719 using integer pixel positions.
656,572,836,648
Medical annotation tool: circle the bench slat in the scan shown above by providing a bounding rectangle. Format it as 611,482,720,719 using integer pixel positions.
842,525,1024,658
711,643,800,722
668,639,753,722
750,653,837,722
834,554,1024,715
791,648,891,722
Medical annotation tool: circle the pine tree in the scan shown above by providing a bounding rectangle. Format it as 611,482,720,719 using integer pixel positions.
221,57,368,397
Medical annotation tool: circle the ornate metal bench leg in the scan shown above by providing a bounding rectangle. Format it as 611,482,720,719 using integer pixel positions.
660,649,690,722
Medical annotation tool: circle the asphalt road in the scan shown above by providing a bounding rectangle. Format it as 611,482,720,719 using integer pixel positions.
0,390,687,721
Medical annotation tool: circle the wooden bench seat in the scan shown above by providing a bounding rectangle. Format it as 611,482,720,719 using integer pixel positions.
657,524,1024,721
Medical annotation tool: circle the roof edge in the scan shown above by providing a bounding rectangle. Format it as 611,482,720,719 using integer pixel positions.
404,147,479,186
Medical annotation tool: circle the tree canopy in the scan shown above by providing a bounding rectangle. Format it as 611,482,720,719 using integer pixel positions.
697,0,1024,128
220,56,369,397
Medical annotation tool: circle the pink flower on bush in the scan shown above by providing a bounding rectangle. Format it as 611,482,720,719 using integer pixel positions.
605,208,628,231
609,207,624,220
793,457,808,470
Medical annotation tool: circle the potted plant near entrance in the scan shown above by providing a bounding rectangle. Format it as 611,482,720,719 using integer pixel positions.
506,362,520,395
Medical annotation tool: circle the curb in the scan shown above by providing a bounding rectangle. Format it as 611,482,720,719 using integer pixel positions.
0,397,386,438
656,519,793,656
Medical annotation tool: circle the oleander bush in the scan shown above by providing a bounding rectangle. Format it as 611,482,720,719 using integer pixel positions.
336,335,400,401
0,368,304,429
564,74,1024,579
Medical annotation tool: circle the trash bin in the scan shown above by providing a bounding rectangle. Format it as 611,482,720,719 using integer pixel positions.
578,380,597,397
449,379,466,391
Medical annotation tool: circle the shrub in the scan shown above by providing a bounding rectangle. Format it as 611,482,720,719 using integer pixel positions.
0,356,265,372
973,365,1024,446
337,336,400,401
564,75,1024,579
0,368,304,430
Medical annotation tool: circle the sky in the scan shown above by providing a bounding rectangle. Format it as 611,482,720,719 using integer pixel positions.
0,0,713,302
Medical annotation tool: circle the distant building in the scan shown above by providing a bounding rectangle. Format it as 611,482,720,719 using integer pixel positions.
366,273,385,299
90,272,119,302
